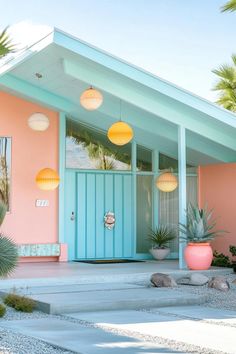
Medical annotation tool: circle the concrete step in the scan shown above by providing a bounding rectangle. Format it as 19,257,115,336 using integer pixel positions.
0,317,186,354
65,308,236,354
8,285,208,314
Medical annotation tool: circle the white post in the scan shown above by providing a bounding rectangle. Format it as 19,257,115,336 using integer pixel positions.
178,125,187,269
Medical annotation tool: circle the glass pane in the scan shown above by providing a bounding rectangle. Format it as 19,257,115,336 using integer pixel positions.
159,153,195,172
137,145,152,171
136,175,153,253
66,119,131,170
158,175,198,256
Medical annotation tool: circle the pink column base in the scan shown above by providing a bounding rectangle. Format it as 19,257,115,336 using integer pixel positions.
59,243,68,262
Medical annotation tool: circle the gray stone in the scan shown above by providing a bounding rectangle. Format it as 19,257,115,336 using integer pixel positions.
150,273,177,287
208,276,230,291
177,273,209,286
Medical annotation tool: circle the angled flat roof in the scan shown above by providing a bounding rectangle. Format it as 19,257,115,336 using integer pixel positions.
0,28,236,165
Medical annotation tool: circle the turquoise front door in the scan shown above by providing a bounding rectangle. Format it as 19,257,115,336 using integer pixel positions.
76,172,133,259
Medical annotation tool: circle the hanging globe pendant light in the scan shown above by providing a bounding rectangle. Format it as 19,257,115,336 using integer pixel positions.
108,121,133,146
156,171,178,192
107,100,133,146
80,86,103,110
36,168,60,191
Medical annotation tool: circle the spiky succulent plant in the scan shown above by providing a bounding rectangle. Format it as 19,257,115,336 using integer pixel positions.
179,203,227,243
148,225,176,249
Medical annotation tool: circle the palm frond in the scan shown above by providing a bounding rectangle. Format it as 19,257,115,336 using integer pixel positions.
0,27,16,58
221,0,236,12
0,234,18,277
212,56,236,112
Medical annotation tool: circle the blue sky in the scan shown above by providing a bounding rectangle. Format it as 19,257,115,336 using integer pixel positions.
1,0,235,101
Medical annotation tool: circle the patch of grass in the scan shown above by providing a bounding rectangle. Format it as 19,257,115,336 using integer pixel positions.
0,303,6,317
4,293,36,313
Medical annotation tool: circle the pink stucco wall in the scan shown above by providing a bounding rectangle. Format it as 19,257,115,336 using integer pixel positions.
199,163,236,257
0,91,59,260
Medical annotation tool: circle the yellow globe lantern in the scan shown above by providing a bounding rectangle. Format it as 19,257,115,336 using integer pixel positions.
36,168,60,191
80,87,103,110
107,121,133,146
156,172,178,192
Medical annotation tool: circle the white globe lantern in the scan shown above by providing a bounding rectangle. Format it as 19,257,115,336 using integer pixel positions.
80,87,103,110
28,113,50,131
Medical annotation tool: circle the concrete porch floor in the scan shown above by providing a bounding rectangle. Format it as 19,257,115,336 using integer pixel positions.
0,260,231,290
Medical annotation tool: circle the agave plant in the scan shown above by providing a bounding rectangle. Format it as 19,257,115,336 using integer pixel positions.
179,203,226,243
0,27,16,59
148,225,176,249
0,200,18,277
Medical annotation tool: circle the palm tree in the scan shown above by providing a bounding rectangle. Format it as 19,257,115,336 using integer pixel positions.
221,0,236,12
212,54,236,112
0,27,15,58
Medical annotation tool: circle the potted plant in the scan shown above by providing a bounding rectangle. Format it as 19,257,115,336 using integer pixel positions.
148,225,176,260
179,203,227,270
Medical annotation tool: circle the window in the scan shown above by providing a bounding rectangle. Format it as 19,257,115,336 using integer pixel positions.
137,145,152,171
66,119,131,170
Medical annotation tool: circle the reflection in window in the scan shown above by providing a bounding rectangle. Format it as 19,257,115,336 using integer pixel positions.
66,119,131,170
136,175,153,253
137,145,152,171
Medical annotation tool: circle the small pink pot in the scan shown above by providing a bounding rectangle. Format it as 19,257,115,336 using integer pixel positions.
184,243,213,270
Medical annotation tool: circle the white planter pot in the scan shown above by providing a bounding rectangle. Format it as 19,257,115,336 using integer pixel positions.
149,248,170,260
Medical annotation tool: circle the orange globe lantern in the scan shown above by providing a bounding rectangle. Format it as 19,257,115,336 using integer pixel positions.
107,121,133,146
36,168,60,191
156,172,178,192
80,87,103,110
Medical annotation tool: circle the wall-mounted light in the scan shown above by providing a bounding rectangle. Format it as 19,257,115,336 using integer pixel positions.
36,168,60,191
28,112,50,131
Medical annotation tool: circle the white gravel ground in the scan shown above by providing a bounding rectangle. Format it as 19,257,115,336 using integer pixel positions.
0,272,235,354
172,273,236,311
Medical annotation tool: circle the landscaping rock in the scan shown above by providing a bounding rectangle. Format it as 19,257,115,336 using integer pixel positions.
177,273,209,286
208,276,230,291
150,273,177,288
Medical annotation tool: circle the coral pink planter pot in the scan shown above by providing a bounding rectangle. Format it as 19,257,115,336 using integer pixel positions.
184,243,213,270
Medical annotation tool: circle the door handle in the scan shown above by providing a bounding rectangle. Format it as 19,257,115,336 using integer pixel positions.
70,212,75,221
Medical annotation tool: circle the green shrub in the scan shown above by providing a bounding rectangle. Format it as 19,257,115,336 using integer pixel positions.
4,293,35,313
229,245,236,257
0,303,6,317
212,251,232,268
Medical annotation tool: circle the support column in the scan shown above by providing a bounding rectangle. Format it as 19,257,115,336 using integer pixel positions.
132,141,137,257
178,125,187,269
58,112,66,245
153,149,159,229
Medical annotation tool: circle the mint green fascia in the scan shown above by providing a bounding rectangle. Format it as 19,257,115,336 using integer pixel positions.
0,74,77,113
